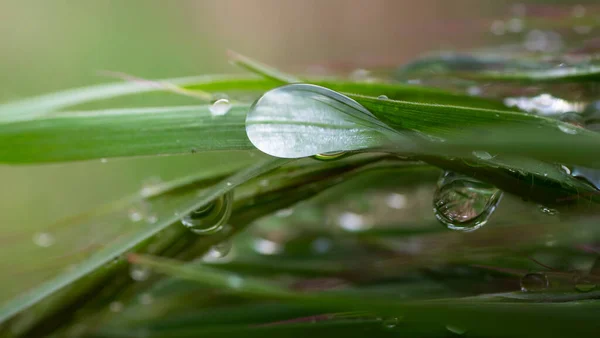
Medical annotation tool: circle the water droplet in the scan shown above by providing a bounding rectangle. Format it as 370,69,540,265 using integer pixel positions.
520,272,549,292
130,265,150,281
538,205,558,216
472,150,493,160
558,123,578,135
245,84,402,159
349,68,371,82
575,283,596,292
258,179,270,187
490,20,506,35
560,165,572,175
377,95,388,100
503,93,579,116
446,325,467,335
226,181,233,187
382,317,399,329
385,193,407,209
33,232,55,248
146,214,158,224
433,172,503,232
109,301,124,313
100,158,107,164
524,30,563,53
209,99,231,116
139,293,154,305
128,208,144,222
467,86,482,96
253,237,283,255
227,274,244,289
181,191,234,235
140,176,163,198
202,241,232,262
337,212,370,232
275,208,294,218
313,151,348,161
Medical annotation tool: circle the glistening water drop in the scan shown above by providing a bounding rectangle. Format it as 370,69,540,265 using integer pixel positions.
181,191,234,235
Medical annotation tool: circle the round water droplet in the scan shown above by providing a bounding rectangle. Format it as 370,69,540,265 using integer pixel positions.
246,84,401,159
109,301,124,313
560,164,572,175
520,272,549,292
433,172,503,232
130,265,150,281
202,241,233,263
538,205,558,216
575,283,596,292
33,232,55,248
385,193,407,209
472,150,493,160
313,151,348,161
377,95,388,100
209,98,231,116
128,208,144,222
382,317,399,329
337,212,370,232
181,191,233,235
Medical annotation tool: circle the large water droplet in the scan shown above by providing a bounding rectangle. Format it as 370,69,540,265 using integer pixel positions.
245,84,402,158
181,191,233,235
209,98,231,116
433,172,503,232
520,272,549,292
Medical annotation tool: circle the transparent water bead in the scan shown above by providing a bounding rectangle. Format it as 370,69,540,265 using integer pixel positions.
202,241,233,263
181,191,233,235
338,211,370,232
253,237,283,256
520,272,549,292
130,265,150,281
472,150,493,160
377,95,388,100
209,98,231,116
245,84,401,159
433,171,503,232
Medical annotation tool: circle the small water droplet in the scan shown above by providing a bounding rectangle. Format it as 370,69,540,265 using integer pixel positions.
385,193,407,209
146,214,158,224
311,237,332,254
202,241,232,262
433,171,503,232
181,191,234,235
130,265,150,281
472,150,493,160
209,99,231,116
377,95,388,100
467,86,482,96
109,301,124,313
490,20,506,35
538,205,558,216
382,317,399,329
226,181,233,187
558,123,578,135
337,212,370,232
313,151,347,161
100,158,107,164
128,208,144,222
520,272,549,292
258,179,270,187
253,237,283,255
139,293,154,305
275,208,294,218
575,283,596,292
33,232,55,248
227,274,244,289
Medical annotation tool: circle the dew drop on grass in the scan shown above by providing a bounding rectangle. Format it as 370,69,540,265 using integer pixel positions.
520,272,549,292
32,232,55,248
128,208,144,223
337,211,370,232
377,95,388,100
181,191,233,235
130,265,150,282
253,237,284,255
202,241,232,263
385,193,407,209
558,123,578,135
209,98,231,116
472,150,493,160
433,171,503,232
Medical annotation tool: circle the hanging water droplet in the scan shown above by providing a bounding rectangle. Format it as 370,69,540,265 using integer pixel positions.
253,237,283,255
520,272,549,292
181,191,233,235
337,212,370,232
575,283,596,292
313,151,347,161
109,301,124,313
385,193,407,209
32,232,55,248
472,150,493,160
245,84,402,159
377,95,388,100
538,205,558,216
558,123,578,135
209,98,231,116
433,171,503,232
202,241,233,263
130,265,150,281
382,317,399,329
